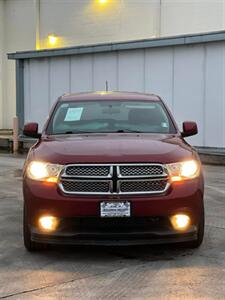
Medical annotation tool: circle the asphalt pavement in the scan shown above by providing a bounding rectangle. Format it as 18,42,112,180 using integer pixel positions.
0,153,225,300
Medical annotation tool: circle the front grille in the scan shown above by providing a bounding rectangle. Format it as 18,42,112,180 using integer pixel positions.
59,163,169,195
118,165,165,177
64,165,111,177
61,180,111,194
119,179,168,194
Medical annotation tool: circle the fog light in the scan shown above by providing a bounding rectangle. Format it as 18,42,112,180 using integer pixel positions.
170,214,191,231
39,216,59,232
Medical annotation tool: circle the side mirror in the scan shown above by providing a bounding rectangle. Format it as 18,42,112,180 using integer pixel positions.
23,123,41,138
181,121,198,138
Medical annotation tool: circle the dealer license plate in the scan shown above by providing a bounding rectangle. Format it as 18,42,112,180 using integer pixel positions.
100,201,131,217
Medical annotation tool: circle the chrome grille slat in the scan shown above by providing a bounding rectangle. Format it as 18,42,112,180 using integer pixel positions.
62,164,113,178
118,179,168,194
60,180,112,195
59,163,170,195
118,164,167,178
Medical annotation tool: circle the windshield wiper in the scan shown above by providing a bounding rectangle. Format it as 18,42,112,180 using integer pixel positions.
63,129,144,134
115,129,143,133
64,131,96,134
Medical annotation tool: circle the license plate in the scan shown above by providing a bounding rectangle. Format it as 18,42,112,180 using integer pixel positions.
100,201,131,217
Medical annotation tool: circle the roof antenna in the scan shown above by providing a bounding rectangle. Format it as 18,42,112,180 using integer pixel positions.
105,80,108,92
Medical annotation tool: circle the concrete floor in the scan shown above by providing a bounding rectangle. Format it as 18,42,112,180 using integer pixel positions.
0,154,225,300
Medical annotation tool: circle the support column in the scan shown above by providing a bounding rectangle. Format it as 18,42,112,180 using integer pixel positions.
0,0,4,129
16,60,24,133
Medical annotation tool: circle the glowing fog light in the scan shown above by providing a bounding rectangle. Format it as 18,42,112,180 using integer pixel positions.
170,214,191,231
39,216,59,232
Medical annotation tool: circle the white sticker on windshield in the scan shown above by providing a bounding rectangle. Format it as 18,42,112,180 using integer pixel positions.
64,107,83,121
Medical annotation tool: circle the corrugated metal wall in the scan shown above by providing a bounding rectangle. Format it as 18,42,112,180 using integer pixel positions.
23,42,225,148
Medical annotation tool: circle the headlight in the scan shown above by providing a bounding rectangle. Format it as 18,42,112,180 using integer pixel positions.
166,160,200,182
27,161,63,182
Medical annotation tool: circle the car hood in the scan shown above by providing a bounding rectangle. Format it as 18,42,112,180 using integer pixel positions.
32,133,194,165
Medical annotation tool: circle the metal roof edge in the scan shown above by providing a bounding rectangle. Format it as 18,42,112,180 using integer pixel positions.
8,30,225,60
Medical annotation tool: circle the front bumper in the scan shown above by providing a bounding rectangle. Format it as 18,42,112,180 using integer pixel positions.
24,177,204,246
30,216,198,246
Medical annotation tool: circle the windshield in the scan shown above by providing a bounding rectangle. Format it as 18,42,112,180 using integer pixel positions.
46,100,177,135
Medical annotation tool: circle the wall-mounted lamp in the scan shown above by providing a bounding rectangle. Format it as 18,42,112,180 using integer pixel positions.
48,34,58,47
98,0,108,5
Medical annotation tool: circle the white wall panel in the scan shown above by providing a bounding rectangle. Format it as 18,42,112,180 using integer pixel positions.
4,0,225,130
29,59,49,129
23,42,225,148
49,57,70,107
39,0,160,49
145,48,173,109
205,43,225,148
1,0,36,129
70,55,93,93
118,50,145,92
93,52,118,91
161,0,224,37
173,45,204,146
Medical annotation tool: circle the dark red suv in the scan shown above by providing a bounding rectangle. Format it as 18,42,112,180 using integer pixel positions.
23,92,204,251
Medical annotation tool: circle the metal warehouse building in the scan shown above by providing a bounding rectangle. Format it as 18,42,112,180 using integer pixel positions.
8,31,225,149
